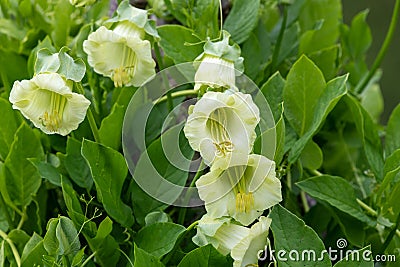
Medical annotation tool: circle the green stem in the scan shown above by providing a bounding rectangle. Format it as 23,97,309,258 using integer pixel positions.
76,83,101,143
178,161,206,225
354,0,400,93
81,251,96,267
154,89,198,105
0,230,21,267
300,191,310,213
118,248,134,267
356,198,377,217
308,169,323,176
270,4,288,73
154,42,173,112
16,208,27,230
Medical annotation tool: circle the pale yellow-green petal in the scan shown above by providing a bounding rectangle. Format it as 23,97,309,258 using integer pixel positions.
231,216,271,267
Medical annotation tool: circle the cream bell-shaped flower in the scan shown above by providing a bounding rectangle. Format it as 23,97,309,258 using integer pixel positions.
194,31,243,91
83,21,155,87
231,216,271,267
194,55,236,91
9,73,91,136
192,215,250,256
196,154,282,226
183,91,260,165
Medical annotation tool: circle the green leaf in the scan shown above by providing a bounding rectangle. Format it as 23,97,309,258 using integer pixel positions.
0,98,21,161
71,247,85,267
34,48,60,74
296,175,374,226
288,74,348,163
145,211,169,226
308,45,340,80
56,216,80,256
51,0,73,48
43,217,80,257
191,0,219,39
135,222,185,258
346,10,372,60
28,158,62,187
8,229,30,254
299,140,323,169
260,71,285,123
158,25,203,64
0,123,44,208
21,233,47,267
333,245,373,267
298,0,342,52
57,48,86,82
382,182,400,223
345,95,384,180
177,244,230,267
44,218,59,255
134,244,165,267
376,149,400,203
34,47,85,82
269,205,332,267
283,55,326,136
64,137,92,190
99,104,125,151
81,139,134,227
223,0,260,44
132,124,194,225
386,104,400,156
360,84,383,123
86,217,121,266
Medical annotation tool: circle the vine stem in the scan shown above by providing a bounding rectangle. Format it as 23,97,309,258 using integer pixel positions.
81,251,96,267
270,3,288,73
178,160,206,225
354,0,400,93
76,83,101,143
0,230,21,267
154,42,173,112
154,89,198,105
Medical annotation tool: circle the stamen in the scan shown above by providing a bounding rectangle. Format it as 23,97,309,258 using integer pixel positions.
207,108,234,157
235,192,254,213
38,92,66,132
112,45,137,87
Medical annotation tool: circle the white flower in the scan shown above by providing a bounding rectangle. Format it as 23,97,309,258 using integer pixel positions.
196,154,282,226
192,215,250,256
9,73,91,136
194,54,236,91
83,21,156,87
231,216,271,267
192,215,272,267
183,91,260,165
194,31,243,91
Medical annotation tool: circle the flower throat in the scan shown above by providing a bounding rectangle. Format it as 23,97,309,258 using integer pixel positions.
207,108,234,157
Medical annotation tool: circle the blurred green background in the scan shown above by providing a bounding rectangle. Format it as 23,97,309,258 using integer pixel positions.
343,0,400,123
